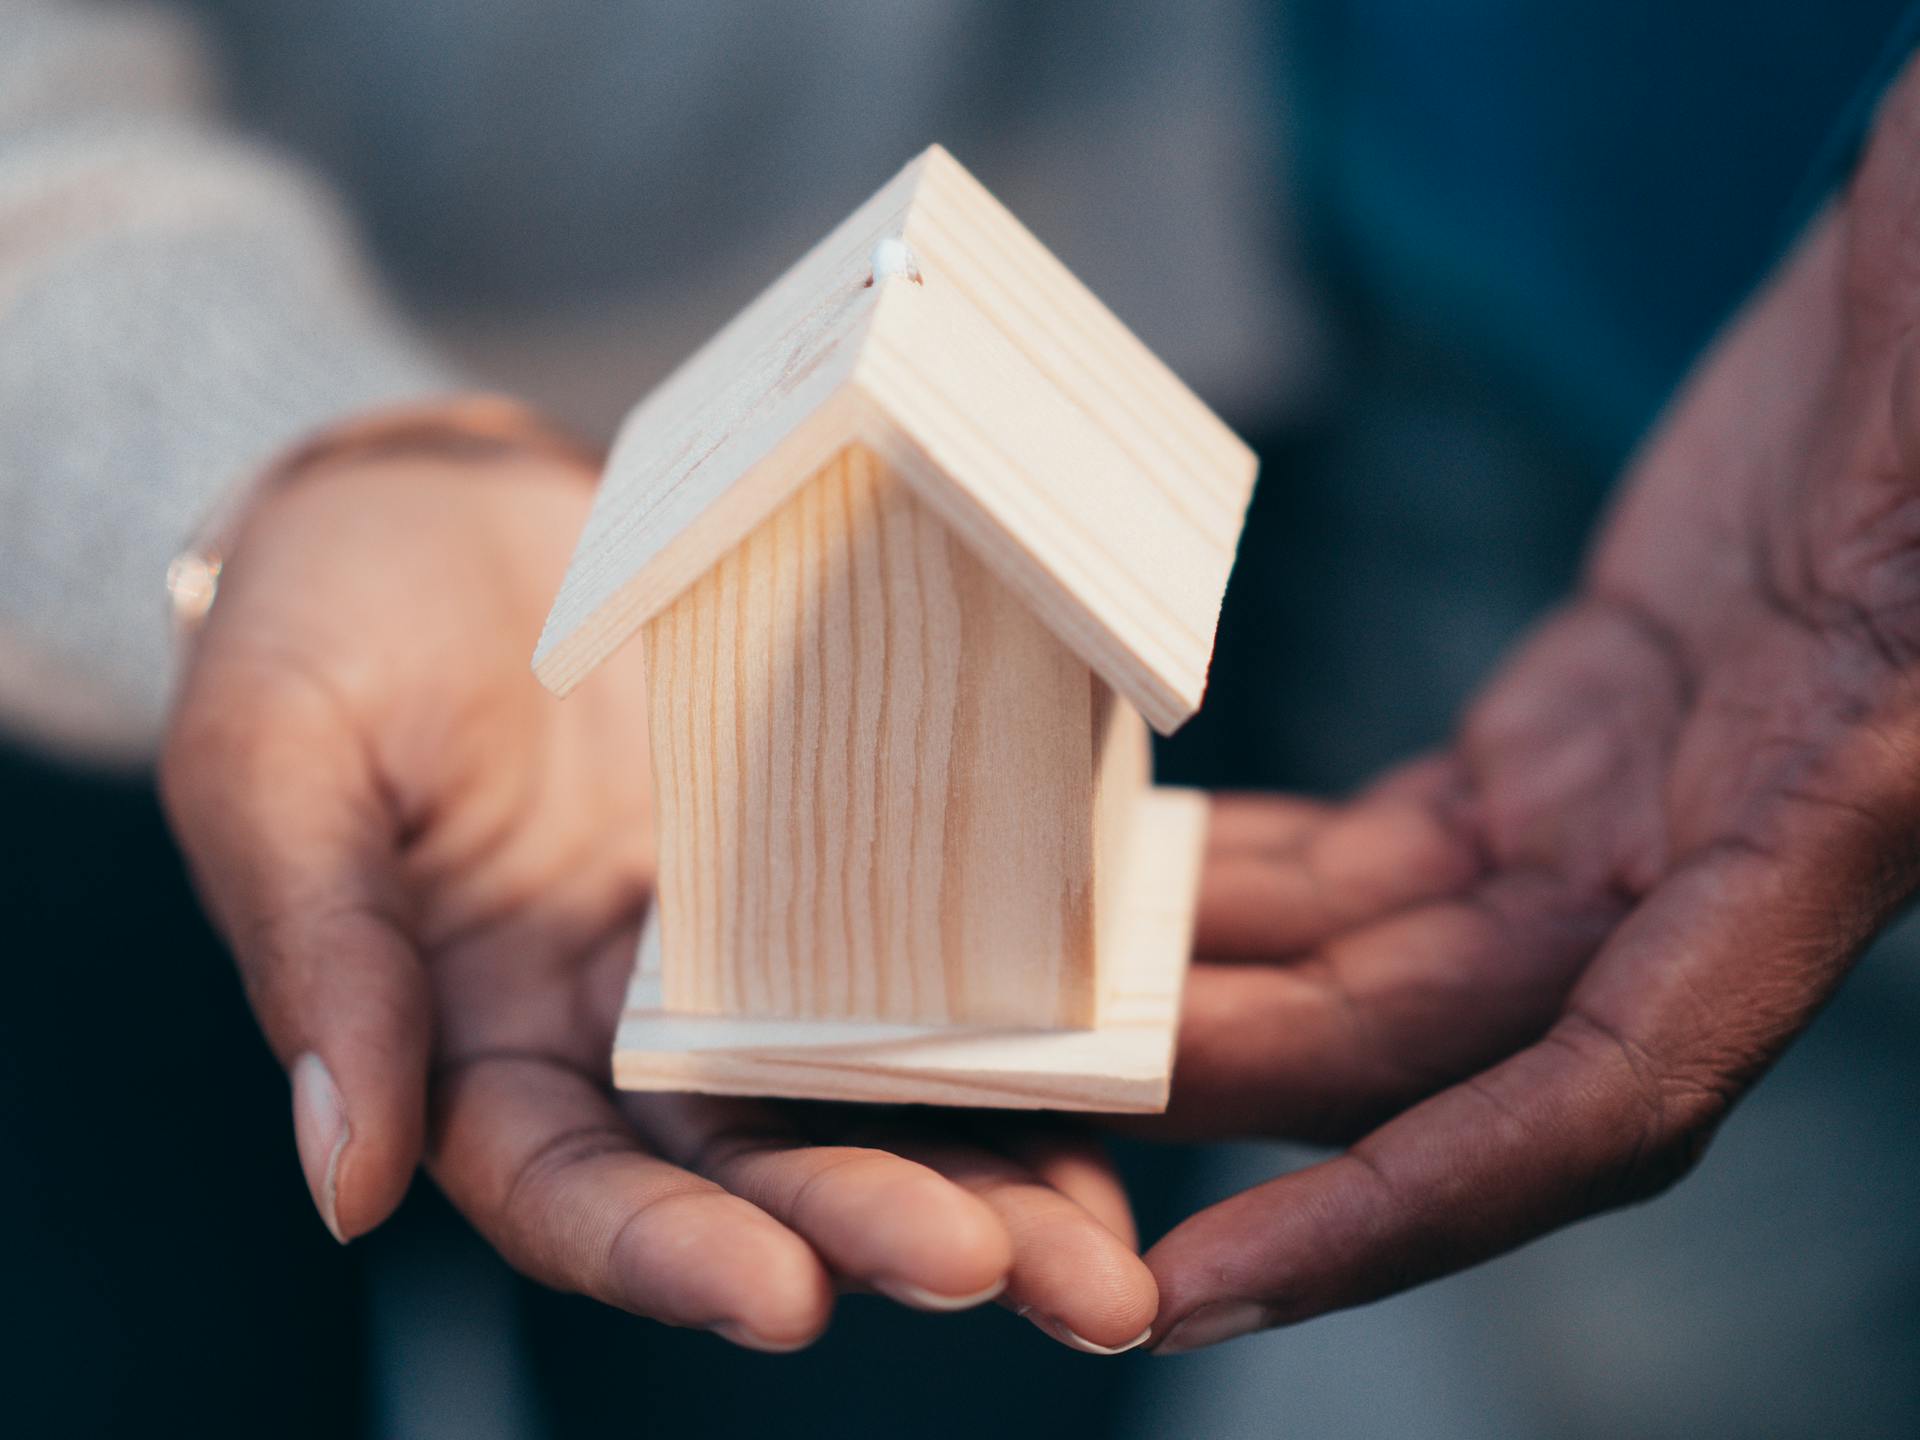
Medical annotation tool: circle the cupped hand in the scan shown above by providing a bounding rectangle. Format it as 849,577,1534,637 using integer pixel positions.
160,445,1155,1354
1142,61,1920,1353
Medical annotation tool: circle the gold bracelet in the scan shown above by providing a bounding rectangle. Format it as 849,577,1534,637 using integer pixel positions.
166,393,600,637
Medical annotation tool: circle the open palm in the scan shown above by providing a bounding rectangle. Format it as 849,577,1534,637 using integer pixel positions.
1143,65,1920,1352
162,450,1157,1355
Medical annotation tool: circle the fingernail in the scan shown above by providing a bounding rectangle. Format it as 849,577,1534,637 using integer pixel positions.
291,1052,349,1244
1150,1300,1275,1356
872,1275,1008,1312
711,1322,815,1354
1017,1305,1152,1356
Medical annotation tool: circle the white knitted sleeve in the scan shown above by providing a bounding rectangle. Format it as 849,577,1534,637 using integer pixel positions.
0,1,459,762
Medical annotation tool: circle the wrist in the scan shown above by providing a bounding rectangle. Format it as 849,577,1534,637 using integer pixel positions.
166,394,599,638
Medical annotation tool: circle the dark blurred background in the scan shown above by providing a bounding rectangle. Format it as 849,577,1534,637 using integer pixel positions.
5,2,1919,1436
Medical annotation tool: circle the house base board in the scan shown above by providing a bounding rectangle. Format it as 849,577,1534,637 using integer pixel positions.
611,787,1207,1112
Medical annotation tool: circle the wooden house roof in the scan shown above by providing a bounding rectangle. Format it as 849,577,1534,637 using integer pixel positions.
533,145,1258,735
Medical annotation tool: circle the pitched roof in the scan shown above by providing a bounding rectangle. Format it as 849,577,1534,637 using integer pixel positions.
533,145,1258,735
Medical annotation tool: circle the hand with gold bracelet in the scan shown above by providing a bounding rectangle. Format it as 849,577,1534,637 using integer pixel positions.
159,396,1158,1355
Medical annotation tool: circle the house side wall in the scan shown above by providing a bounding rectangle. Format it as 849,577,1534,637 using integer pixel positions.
1090,685,1151,1020
642,444,1099,1028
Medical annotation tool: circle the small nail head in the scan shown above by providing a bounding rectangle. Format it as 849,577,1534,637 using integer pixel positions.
869,236,922,287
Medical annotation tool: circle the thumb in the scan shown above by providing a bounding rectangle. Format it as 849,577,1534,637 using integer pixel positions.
162,662,429,1242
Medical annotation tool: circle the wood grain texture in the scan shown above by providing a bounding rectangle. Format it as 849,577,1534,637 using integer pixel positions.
1091,684,1150,1010
535,144,1256,736
613,787,1207,1112
855,146,1257,733
531,152,929,696
643,444,1141,1030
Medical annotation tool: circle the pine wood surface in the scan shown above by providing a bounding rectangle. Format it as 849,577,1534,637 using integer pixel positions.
532,153,923,697
642,445,1130,1030
535,145,1257,736
854,145,1255,733
612,786,1208,1112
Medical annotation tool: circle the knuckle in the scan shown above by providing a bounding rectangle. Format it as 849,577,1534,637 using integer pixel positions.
230,901,414,1057
494,1122,642,1276
783,1149,895,1228
679,1122,797,1178
1614,1077,1730,1205
159,665,336,832
510,1123,635,1213
239,899,362,976
1557,1010,1733,1209
156,706,234,826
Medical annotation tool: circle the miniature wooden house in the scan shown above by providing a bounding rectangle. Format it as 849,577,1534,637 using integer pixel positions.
535,146,1256,1111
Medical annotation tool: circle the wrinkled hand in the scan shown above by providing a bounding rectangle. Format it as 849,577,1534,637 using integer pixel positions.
1142,66,1920,1354
161,446,1156,1354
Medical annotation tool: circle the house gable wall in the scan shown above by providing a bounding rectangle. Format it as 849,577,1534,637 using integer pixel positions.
643,444,1147,1028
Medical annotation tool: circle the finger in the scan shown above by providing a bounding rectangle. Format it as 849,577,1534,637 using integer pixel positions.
990,1126,1138,1247
1199,755,1457,857
1146,840,1862,1353
860,1124,1158,1355
1203,792,1329,854
630,1095,1013,1311
431,1055,833,1350
161,663,428,1242
1152,868,1619,1142
1198,789,1483,958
